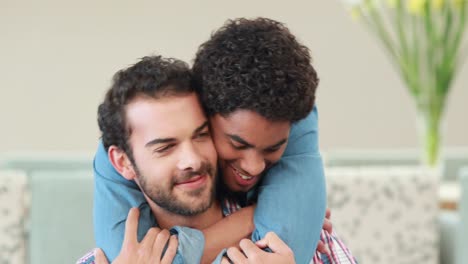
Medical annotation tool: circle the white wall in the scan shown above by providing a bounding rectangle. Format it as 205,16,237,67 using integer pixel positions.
1,0,467,153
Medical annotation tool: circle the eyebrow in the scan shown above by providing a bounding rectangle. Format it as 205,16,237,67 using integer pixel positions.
227,134,287,150
193,121,209,136
227,134,255,148
145,121,209,148
266,138,288,150
145,137,176,148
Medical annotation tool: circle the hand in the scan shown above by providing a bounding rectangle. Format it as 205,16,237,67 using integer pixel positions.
316,208,332,255
113,208,178,264
323,208,332,233
223,232,295,263
94,248,109,264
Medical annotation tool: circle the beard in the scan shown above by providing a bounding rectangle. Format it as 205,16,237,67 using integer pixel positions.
136,162,217,216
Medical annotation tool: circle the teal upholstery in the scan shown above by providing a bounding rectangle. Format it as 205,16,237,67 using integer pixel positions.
323,149,419,167
29,170,94,264
439,211,459,264
0,153,93,174
0,153,95,264
323,149,468,181
457,167,468,264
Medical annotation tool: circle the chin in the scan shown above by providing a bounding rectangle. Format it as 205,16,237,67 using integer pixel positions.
228,182,250,193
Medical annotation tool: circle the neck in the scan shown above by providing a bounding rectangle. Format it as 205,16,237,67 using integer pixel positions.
148,200,223,230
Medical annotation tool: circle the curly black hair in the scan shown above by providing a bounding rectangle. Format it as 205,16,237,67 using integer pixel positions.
192,17,319,123
97,56,193,158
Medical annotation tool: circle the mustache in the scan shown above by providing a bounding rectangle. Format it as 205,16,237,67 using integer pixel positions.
173,162,215,184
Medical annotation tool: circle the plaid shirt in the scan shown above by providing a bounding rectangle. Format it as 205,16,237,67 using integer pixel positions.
78,199,358,264
223,198,358,264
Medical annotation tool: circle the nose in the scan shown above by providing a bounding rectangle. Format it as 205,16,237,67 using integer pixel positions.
239,150,266,176
177,142,203,172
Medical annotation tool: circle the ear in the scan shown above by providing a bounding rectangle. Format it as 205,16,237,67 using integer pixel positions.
108,145,137,181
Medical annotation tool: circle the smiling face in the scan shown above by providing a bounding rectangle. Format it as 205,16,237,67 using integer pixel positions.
125,93,218,216
210,110,291,192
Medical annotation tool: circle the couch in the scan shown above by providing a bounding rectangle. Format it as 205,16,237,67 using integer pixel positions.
0,151,467,264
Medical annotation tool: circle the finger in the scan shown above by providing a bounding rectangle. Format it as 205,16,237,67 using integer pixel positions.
152,229,171,259
93,248,109,264
226,247,247,263
220,257,231,264
161,235,178,264
323,218,333,234
123,208,140,245
325,208,331,220
255,232,291,255
140,227,160,252
239,239,262,259
316,241,330,255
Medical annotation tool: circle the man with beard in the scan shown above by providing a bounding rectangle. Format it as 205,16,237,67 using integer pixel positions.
77,55,297,264
89,18,356,264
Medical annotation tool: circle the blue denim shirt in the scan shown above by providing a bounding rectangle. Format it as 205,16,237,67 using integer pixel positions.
93,107,326,264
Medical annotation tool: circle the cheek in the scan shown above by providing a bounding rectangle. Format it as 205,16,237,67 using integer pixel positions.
268,147,287,163
221,163,236,185
200,140,218,165
213,139,238,162
269,153,283,164
133,150,172,183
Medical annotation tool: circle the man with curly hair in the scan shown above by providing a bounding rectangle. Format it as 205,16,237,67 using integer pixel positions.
90,18,356,264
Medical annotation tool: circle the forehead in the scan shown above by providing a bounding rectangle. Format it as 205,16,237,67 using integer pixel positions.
210,110,291,145
126,93,206,142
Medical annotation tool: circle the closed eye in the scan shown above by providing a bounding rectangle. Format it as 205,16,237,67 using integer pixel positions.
195,131,210,139
154,144,175,153
199,132,210,137
232,143,249,150
264,147,281,153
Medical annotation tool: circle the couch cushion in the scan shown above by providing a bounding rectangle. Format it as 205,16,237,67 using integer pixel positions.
326,166,439,264
29,170,94,264
0,170,28,264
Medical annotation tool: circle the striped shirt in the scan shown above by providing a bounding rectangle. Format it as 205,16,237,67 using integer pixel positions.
223,198,358,264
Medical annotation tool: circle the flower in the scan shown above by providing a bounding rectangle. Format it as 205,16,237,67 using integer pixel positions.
432,0,444,10
408,0,427,15
342,0,467,166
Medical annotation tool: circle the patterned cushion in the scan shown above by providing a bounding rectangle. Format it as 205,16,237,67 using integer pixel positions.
326,166,439,264
0,170,29,264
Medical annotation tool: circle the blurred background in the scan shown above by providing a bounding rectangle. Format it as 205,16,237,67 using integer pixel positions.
0,0,467,263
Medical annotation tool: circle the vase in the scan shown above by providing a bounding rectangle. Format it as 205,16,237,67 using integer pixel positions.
416,105,446,169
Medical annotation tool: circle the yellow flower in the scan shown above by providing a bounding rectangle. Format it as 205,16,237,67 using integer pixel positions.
407,0,427,15
432,0,444,9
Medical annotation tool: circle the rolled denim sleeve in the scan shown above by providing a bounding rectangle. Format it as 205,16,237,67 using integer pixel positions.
93,141,205,263
170,226,205,263
251,107,327,264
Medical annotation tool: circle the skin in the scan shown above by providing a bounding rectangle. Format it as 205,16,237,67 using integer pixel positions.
108,93,223,230
222,232,295,264
94,208,178,264
104,92,260,263
210,110,291,193
100,93,331,263
209,112,333,262
94,210,300,264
